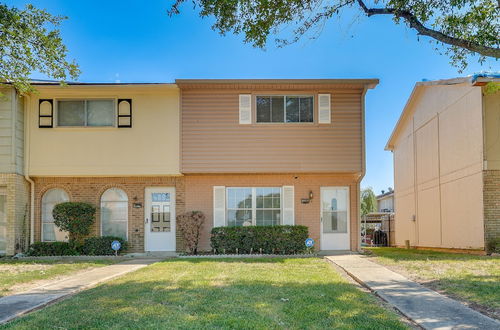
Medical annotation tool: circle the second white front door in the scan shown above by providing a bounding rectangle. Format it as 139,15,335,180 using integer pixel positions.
144,187,176,252
320,187,350,250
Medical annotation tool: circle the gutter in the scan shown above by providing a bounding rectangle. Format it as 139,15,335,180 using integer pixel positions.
23,94,35,245
358,86,369,251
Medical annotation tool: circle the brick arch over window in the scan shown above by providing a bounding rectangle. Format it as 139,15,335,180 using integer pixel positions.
100,188,129,240
41,188,70,242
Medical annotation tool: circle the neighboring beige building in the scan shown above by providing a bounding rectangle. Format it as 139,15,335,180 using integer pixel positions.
376,189,394,213
386,75,500,252
0,78,378,255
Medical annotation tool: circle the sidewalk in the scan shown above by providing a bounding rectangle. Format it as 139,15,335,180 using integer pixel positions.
326,254,500,330
0,258,159,325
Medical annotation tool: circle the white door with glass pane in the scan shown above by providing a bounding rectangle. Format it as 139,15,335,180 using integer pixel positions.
320,187,350,250
144,187,175,252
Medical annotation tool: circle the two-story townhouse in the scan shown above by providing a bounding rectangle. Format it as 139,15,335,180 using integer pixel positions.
26,82,183,253
0,78,377,255
178,79,378,251
386,75,500,253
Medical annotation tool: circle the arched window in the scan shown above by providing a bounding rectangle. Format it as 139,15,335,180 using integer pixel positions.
101,188,128,240
42,188,70,242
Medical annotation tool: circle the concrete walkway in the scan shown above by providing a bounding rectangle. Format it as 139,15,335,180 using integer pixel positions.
0,258,159,325
326,254,500,330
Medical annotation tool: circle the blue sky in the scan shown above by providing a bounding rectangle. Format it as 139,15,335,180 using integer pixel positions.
8,0,498,195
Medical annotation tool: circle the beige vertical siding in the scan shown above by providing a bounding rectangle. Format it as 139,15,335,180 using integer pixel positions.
0,88,24,175
180,85,365,173
0,88,13,172
391,85,485,250
15,94,24,175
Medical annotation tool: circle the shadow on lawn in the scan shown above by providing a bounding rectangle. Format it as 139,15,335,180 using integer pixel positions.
3,273,406,329
423,276,500,319
159,257,304,264
364,247,498,262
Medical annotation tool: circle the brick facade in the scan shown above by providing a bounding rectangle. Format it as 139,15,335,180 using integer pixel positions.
483,170,500,252
0,174,30,256
184,173,361,252
33,176,185,253
30,174,361,253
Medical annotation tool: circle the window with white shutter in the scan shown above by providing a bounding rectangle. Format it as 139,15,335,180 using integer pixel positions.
281,186,295,225
318,94,331,124
239,94,252,124
213,186,226,227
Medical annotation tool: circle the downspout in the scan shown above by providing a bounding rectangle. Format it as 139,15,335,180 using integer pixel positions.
358,87,368,251
23,94,35,245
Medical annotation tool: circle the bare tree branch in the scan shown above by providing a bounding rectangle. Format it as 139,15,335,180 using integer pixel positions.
356,0,500,58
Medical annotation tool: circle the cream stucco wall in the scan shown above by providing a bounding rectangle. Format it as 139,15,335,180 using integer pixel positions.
391,84,485,250
28,85,180,176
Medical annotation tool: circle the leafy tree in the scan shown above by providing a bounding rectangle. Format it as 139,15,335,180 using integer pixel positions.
52,202,96,244
361,187,377,216
169,0,499,70
0,3,79,94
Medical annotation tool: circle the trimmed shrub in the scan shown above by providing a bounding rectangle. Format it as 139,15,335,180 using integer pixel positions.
211,225,309,254
53,202,96,243
80,236,128,256
177,211,205,255
27,241,79,256
487,237,500,254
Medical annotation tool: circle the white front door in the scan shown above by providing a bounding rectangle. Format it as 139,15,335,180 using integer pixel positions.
320,187,350,250
144,187,176,252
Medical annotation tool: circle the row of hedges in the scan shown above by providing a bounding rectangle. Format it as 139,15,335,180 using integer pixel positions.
211,225,309,254
27,236,128,256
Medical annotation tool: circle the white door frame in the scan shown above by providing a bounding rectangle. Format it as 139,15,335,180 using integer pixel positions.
320,186,351,250
144,187,176,252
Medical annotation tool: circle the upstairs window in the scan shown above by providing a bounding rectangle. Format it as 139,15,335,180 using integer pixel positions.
57,99,115,127
256,95,314,123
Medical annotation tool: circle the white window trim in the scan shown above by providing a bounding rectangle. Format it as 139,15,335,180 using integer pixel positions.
225,187,282,226
100,188,129,240
54,98,117,128
41,188,70,242
255,95,315,124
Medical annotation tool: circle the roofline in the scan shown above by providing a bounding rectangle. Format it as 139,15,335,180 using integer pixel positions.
385,74,500,151
30,82,175,86
376,191,394,199
175,78,379,89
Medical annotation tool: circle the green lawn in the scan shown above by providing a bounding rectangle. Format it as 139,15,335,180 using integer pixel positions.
0,258,116,297
3,258,407,329
365,248,500,313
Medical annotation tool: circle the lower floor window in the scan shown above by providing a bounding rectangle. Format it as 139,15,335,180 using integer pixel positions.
100,188,128,240
41,188,70,241
227,187,281,226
